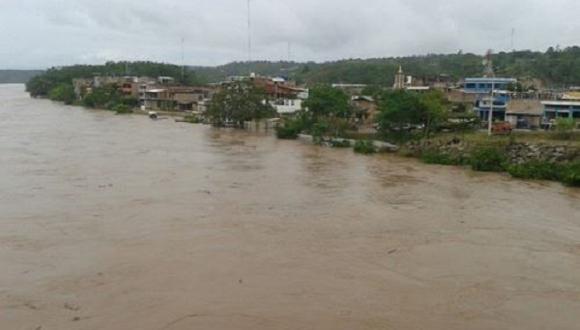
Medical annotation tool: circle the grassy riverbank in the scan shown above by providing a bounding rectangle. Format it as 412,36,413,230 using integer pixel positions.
398,132,580,187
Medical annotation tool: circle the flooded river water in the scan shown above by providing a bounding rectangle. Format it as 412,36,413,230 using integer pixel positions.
1,84,579,330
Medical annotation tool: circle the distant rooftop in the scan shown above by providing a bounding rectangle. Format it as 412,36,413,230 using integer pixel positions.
465,77,517,83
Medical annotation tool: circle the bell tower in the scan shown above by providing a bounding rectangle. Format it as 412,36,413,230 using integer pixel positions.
393,65,405,90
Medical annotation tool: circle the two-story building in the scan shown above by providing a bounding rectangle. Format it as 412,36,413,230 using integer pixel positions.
463,77,517,121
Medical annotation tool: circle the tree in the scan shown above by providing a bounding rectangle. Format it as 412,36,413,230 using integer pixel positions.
302,85,352,137
48,83,76,105
82,85,122,109
206,81,276,127
376,90,448,139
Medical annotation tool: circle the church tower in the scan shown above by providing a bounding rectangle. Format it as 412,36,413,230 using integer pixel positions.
393,65,405,90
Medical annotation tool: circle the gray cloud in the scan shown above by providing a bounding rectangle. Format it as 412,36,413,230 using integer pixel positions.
1,0,579,69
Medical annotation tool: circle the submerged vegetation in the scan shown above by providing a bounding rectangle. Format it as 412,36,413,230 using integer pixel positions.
353,140,377,154
207,81,276,127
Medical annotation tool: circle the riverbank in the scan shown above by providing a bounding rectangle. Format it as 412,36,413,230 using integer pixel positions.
277,128,580,187
36,89,580,187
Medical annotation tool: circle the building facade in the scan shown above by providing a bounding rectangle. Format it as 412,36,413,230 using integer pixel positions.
464,77,517,121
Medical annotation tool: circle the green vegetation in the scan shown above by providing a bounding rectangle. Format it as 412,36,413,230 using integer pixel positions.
554,118,577,140
48,83,76,105
276,125,301,140
302,85,352,138
375,90,449,141
330,139,352,148
24,46,580,100
275,85,352,141
420,150,467,166
182,115,202,124
26,61,204,98
206,81,276,127
354,140,377,154
78,85,137,112
507,162,580,187
113,104,133,114
562,163,580,187
194,46,580,87
507,162,564,181
469,147,507,172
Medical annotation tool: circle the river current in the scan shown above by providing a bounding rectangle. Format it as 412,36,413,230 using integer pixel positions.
1,84,579,330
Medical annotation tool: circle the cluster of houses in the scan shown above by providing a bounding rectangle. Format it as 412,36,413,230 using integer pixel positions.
73,66,580,131
73,76,215,113
73,73,309,116
339,66,580,130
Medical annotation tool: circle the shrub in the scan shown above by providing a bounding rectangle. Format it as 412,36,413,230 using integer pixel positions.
507,162,563,181
562,162,580,187
421,150,467,166
553,118,576,140
48,83,76,105
354,140,377,154
470,147,506,172
113,104,132,114
276,118,306,140
183,115,201,124
330,139,351,148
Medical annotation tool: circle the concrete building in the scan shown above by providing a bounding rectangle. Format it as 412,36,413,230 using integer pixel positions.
144,88,171,110
143,86,215,112
332,84,367,96
464,77,517,94
464,77,517,121
542,101,580,120
252,76,308,114
505,99,543,129
352,95,377,128
72,78,93,99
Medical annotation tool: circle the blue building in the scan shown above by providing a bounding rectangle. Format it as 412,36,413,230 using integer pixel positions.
542,101,580,120
464,77,517,121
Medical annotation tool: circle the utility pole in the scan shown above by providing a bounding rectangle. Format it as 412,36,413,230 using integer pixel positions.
485,50,495,136
488,78,495,136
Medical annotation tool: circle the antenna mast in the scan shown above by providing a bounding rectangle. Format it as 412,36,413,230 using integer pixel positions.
247,0,252,63
181,37,185,80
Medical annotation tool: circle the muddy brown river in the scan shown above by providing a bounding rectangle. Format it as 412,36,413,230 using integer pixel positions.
1,84,579,330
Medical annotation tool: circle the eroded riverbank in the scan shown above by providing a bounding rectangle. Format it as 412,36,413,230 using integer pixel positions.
1,84,579,330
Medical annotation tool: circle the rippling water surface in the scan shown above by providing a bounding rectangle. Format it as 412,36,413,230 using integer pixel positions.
1,84,579,330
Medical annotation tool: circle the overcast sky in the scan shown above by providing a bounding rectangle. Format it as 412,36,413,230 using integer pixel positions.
2,0,579,69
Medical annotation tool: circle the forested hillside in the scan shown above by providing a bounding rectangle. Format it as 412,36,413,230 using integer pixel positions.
26,46,580,97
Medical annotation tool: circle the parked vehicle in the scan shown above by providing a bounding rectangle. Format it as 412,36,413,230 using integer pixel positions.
492,121,513,135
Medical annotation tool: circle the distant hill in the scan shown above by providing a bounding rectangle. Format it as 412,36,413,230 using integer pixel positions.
194,46,580,88
0,70,44,84
25,46,580,97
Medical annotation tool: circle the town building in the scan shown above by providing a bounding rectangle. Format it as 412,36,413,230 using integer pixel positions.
463,77,517,94
332,84,367,96
351,95,377,128
252,76,308,114
143,86,215,112
542,101,580,120
505,99,543,129
463,77,517,121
